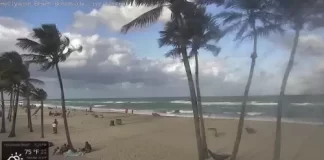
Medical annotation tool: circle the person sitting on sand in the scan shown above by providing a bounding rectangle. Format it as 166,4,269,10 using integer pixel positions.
52,147,59,155
81,141,92,153
58,144,69,154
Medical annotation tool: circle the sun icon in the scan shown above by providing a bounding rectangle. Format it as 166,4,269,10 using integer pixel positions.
7,152,23,160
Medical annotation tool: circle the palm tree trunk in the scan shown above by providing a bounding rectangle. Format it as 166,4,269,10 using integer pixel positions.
55,63,76,152
8,84,20,137
1,90,6,133
230,26,258,160
194,54,208,158
181,48,203,160
7,88,13,121
26,80,33,132
41,100,44,138
273,29,300,160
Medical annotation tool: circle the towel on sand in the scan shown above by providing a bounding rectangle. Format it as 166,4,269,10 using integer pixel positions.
64,150,84,157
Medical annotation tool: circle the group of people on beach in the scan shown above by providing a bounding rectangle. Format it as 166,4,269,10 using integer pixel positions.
52,141,92,155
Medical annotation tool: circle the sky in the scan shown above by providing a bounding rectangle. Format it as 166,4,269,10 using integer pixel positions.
0,0,324,99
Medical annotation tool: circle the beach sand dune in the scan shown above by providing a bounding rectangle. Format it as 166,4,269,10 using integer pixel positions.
0,108,323,160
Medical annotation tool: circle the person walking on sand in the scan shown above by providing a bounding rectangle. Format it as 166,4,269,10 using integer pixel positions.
52,119,58,134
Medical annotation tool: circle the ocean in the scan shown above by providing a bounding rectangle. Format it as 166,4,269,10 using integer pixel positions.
36,95,324,125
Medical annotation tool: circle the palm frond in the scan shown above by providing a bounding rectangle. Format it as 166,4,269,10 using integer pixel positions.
165,48,182,58
204,44,221,56
240,23,284,41
216,11,244,25
121,6,164,33
196,0,225,6
235,21,249,40
222,20,244,35
28,78,45,85
39,61,55,71
113,0,167,6
31,88,47,101
16,38,43,53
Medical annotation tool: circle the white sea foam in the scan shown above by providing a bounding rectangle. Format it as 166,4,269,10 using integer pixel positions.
130,101,153,104
170,100,191,104
93,105,106,107
102,101,114,104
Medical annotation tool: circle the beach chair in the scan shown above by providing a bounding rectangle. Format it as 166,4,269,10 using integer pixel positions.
116,119,122,125
207,149,231,160
245,127,257,134
208,128,218,137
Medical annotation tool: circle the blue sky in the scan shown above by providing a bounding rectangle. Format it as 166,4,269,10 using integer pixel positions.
0,1,322,98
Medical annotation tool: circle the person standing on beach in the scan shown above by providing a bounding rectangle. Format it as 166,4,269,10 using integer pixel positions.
52,119,58,134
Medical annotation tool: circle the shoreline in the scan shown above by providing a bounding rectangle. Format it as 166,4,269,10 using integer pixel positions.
6,104,324,126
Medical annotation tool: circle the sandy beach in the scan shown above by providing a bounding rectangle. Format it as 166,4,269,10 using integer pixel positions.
0,107,323,160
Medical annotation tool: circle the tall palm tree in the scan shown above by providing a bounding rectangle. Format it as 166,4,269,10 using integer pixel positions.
19,73,44,132
31,88,47,138
188,8,222,158
159,18,204,160
7,86,15,122
16,24,82,151
0,51,29,137
0,54,9,133
118,0,206,159
0,88,5,133
158,8,221,158
272,0,320,159
216,0,283,159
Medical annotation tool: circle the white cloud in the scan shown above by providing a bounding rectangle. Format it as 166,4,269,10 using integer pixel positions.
72,4,171,32
0,16,319,98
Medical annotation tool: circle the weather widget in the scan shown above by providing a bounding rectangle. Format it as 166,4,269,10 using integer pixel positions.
2,141,49,160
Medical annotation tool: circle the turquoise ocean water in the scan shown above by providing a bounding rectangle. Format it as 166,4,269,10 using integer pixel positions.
37,95,324,124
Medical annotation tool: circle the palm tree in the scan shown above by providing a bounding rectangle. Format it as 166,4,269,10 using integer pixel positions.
0,51,29,137
31,88,47,138
7,87,14,122
216,0,283,159
158,8,222,158
19,72,45,132
16,24,82,151
272,0,320,159
0,54,9,133
118,0,206,159
159,21,204,160
0,88,5,133
188,8,222,158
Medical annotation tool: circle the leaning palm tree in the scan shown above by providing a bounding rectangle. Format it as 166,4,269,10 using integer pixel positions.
16,24,82,151
188,8,223,158
31,88,47,138
216,0,283,159
0,51,29,137
272,0,321,160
